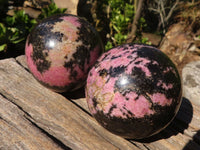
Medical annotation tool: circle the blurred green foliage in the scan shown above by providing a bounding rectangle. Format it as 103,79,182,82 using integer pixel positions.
0,2,66,57
94,0,150,51
0,10,37,52
38,2,67,20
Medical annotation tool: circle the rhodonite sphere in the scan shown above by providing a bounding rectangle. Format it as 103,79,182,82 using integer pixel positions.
86,44,182,139
25,14,103,92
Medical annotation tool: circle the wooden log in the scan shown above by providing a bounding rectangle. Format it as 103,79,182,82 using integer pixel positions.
67,92,200,150
14,56,200,149
0,57,139,150
0,94,64,150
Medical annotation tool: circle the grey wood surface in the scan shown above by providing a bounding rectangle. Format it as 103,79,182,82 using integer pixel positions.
0,55,199,150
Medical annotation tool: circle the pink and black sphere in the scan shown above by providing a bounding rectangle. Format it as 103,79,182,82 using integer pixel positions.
86,44,182,139
25,14,103,92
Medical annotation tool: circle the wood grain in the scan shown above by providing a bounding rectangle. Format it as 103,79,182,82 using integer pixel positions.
0,57,139,150
1,55,200,150
0,94,64,150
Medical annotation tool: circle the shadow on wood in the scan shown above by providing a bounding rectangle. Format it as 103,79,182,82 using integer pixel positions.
61,86,86,99
0,58,139,150
2,56,200,150
135,97,193,143
183,130,200,150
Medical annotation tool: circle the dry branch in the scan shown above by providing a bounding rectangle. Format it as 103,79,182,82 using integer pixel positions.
148,0,180,33
127,0,144,43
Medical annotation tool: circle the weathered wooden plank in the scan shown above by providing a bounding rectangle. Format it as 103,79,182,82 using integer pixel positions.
0,58,139,150
72,96,200,150
67,84,200,150
16,55,28,69
62,88,200,150
16,55,200,150
0,94,64,150
129,98,200,150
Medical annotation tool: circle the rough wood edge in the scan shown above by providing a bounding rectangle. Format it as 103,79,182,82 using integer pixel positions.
0,57,139,150
16,55,200,150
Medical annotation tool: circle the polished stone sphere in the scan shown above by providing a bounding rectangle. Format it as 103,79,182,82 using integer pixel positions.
25,14,103,92
86,44,182,139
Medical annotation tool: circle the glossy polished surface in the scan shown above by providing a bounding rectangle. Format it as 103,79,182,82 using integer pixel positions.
25,14,103,92
86,44,182,139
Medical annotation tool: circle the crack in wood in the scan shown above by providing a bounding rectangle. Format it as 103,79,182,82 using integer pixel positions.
24,115,72,150
0,56,199,150
0,93,64,150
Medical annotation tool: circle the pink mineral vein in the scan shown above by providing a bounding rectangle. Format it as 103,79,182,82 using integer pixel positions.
151,93,172,106
157,80,173,90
